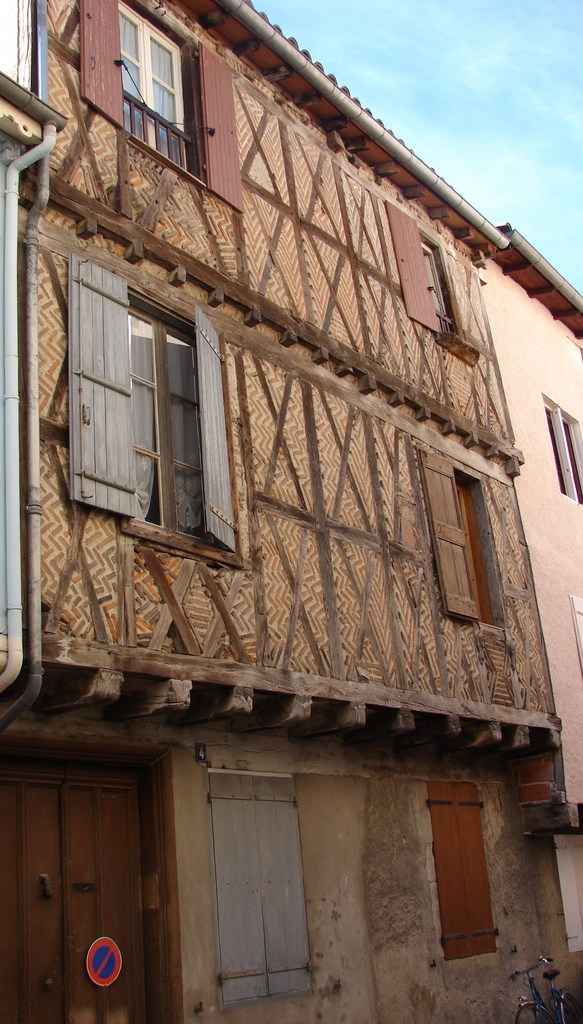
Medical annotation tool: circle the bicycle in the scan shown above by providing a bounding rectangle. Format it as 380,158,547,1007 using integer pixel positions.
510,954,583,1024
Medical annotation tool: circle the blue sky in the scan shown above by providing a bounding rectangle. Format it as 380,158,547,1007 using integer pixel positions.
260,0,583,293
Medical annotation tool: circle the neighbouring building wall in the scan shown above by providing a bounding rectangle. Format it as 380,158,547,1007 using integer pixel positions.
483,261,583,805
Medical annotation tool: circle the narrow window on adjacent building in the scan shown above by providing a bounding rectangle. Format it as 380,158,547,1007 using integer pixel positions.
545,404,583,503
208,772,310,1007
427,780,497,960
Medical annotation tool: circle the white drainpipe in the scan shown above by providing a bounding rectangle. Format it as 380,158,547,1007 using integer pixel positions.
0,123,57,695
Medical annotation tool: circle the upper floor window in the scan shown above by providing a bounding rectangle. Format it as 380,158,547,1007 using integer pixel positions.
130,310,204,537
68,255,236,552
79,0,243,209
119,3,189,168
421,451,501,624
422,242,455,334
387,203,457,335
545,403,583,504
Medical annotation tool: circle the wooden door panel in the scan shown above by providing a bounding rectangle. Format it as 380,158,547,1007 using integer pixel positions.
0,779,64,1024
0,765,147,1024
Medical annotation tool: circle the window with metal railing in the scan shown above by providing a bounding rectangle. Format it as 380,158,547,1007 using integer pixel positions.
119,3,193,171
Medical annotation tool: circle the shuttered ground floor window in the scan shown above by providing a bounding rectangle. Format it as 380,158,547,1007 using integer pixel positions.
208,771,310,1006
427,780,497,960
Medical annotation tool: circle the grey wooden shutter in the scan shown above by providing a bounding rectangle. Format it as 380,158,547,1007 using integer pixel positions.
421,451,479,619
209,773,268,1005
209,773,310,1007
69,256,137,516
195,307,236,550
199,44,244,212
387,204,440,331
80,0,123,126
253,776,310,997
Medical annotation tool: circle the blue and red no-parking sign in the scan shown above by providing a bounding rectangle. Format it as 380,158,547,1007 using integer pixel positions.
86,937,123,987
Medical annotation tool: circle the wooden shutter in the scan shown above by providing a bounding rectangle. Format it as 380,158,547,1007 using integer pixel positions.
69,256,137,516
253,776,310,997
209,773,310,1006
387,204,440,330
195,307,236,550
555,836,583,954
427,781,496,960
199,45,243,211
421,451,479,619
79,0,123,126
209,773,268,1005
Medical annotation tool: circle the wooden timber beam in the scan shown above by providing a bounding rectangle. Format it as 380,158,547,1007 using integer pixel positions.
40,635,561,734
37,192,519,461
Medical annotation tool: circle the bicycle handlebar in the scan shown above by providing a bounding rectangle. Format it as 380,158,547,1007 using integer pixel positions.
510,955,553,979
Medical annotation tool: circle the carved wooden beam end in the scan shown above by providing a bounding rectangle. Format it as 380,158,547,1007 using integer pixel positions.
106,678,192,721
345,707,416,745
231,693,311,732
36,669,123,713
442,720,503,752
397,712,461,748
177,685,253,725
291,699,366,737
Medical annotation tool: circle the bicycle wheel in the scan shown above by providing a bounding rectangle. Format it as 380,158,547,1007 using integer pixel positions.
515,1004,554,1024
561,993,583,1024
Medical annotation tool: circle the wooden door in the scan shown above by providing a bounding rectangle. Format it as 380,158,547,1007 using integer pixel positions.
0,761,147,1024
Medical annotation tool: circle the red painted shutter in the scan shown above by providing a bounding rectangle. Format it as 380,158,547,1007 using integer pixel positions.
421,451,480,620
427,781,496,960
80,0,123,126
199,45,243,212
387,204,439,330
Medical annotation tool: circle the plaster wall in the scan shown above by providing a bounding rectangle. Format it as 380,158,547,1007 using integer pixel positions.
165,719,575,1024
483,261,583,803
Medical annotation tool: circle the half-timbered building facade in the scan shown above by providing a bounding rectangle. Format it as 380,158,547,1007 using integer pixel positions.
0,0,580,1021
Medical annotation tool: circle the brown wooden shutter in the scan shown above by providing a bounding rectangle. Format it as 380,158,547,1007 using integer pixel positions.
80,0,123,125
387,204,439,330
199,45,243,212
421,451,479,619
427,781,496,960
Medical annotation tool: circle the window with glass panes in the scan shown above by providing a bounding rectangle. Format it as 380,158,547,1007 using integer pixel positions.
119,3,189,166
129,311,204,537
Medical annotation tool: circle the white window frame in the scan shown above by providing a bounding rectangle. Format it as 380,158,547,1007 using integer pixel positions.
571,595,583,675
119,2,184,129
545,400,583,504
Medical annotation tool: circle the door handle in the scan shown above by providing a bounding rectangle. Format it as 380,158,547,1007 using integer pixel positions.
38,873,54,899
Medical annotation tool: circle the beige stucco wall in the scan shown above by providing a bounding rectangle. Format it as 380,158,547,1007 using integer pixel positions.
483,261,583,804
168,725,575,1024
